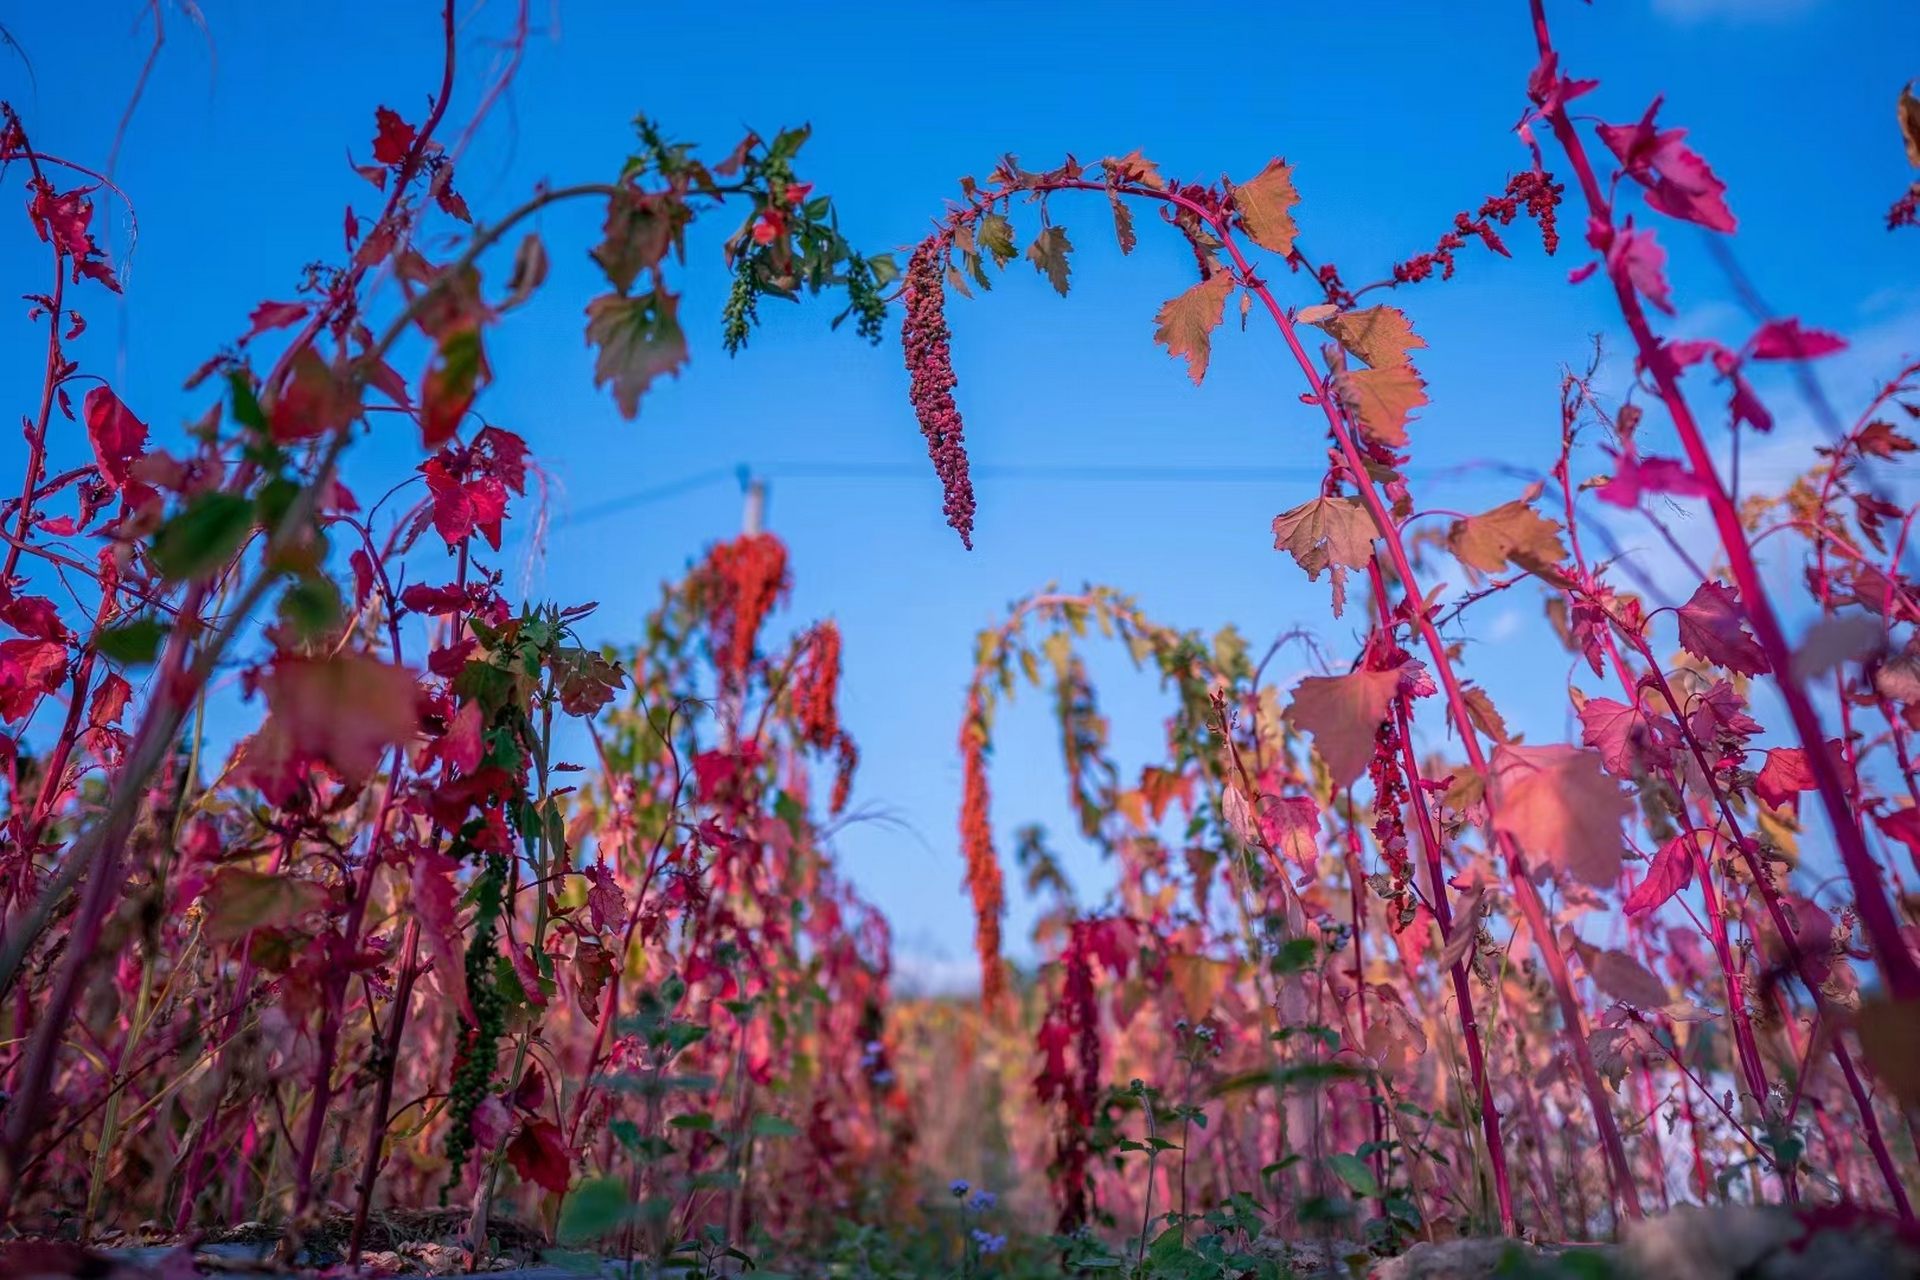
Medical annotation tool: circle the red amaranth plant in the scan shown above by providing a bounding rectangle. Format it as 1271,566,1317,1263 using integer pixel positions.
901,242,975,548
0,5,900,1249
904,5,1920,1239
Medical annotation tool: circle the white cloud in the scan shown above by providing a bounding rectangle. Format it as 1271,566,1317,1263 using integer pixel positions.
1651,0,1825,24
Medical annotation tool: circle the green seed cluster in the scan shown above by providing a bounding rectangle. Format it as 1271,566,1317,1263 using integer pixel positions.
441,849,508,1201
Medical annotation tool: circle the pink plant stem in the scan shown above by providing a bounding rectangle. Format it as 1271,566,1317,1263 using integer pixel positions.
1558,435,1861,1208
1525,0,1920,998
1221,213,1642,1216
1681,1082,1713,1201
1339,792,1389,1214
349,917,423,1265
1387,694,1515,1234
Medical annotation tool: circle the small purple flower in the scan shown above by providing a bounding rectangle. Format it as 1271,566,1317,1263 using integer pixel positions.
949,1178,971,1197
968,1190,996,1212
971,1229,1006,1256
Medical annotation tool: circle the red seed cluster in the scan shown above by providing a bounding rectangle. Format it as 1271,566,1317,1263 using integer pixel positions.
959,697,1004,1006
1392,169,1564,285
902,241,976,549
1891,184,1920,232
703,532,791,685
794,621,843,750
830,731,858,817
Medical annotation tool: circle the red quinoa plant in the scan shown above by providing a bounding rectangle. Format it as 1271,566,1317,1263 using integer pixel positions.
910,0,1920,1246
0,2,901,1254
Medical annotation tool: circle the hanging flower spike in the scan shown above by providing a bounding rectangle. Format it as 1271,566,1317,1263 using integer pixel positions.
902,241,976,548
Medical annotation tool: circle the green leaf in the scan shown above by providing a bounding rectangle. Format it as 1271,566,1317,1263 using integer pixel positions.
1326,1152,1380,1199
228,369,268,432
1026,225,1073,296
750,1114,800,1138
557,1176,637,1244
585,289,689,419
254,476,301,533
278,577,343,640
96,617,169,666
150,492,255,582
979,214,1015,268
200,868,330,943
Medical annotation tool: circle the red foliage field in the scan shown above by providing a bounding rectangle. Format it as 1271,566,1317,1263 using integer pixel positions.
2,3,1920,1277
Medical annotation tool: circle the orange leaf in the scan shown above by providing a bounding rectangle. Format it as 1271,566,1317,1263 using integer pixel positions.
201,868,330,943
1288,669,1401,788
1271,496,1378,578
1234,159,1299,254
1858,997,1920,1107
1447,492,1569,578
1153,271,1233,385
1332,364,1427,450
1165,953,1232,1022
1314,305,1425,370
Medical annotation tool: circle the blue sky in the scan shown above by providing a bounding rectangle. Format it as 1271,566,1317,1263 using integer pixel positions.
2,0,1916,988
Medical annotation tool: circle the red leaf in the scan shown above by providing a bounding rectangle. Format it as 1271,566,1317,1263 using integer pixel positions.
1488,743,1630,887
260,654,420,783
421,328,489,448
586,860,624,935
1755,746,1815,811
506,1118,571,1194
410,846,472,1023
1879,807,1920,870
475,426,531,494
1623,833,1696,915
270,350,362,443
433,169,472,224
83,386,149,492
1728,373,1773,434
88,671,132,728
470,1095,512,1150
400,583,473,616
3,594,69,643
1590,947,1671,1008
693,745,761,803
1606,224,1674,315
324,478,360,515
1595,451,1710,508
1676,580,1771,676
243,301,309,341
372,107,416,166
1687,679,1762,745
1748,317,1847,361
514,1062,548,1113
440,699,484,774
1577,696,1678,779
422,457,508,550
1597,98,1736,233
0,638,70,721
349,550,375,610
1257,794,1322,871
